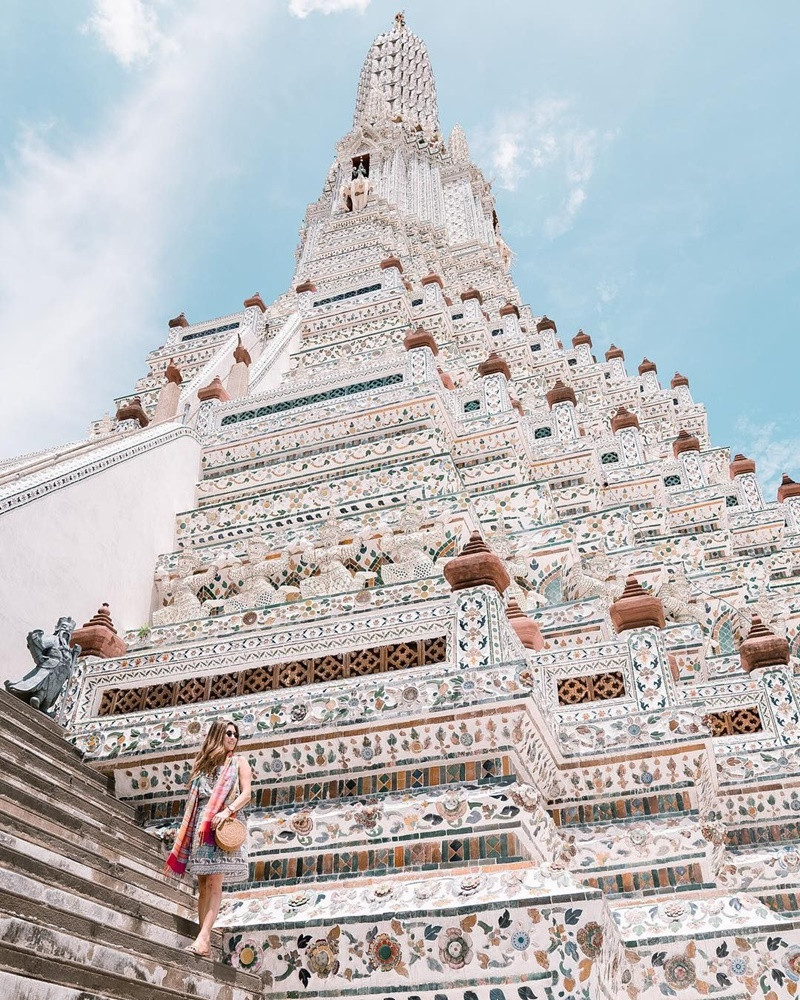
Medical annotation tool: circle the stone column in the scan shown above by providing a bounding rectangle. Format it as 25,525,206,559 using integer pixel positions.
611,406,643,463
536,315,559,354
500,302,521,339
403,326,439,384
421,273,444,308
778,474,800,531
673,430,706,488
638,357,660,395
227,336,252,400
671,372,694,407
572,329,594,367
379,256,404,291
195,376,230,439
153,359,182,423
295,280,317,317
546,379,578,442
460,287,484,324
444,531,514,670
605,344,627,381
477,352,512,416
730,453,764,511
610,577,669,712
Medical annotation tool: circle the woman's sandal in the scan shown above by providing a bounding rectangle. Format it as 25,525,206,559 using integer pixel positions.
185,944,211,958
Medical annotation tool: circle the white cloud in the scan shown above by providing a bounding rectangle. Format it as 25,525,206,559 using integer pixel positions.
735,417,800,499
288,0,371,17
474,100,615,238
83,0,167,66
0,0,269,459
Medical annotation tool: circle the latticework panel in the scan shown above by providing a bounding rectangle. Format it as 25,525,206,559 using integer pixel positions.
97,634,449,716
704,706,763,737
557,670,626,705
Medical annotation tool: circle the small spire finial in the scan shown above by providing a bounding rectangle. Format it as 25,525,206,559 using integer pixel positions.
395,11,405,28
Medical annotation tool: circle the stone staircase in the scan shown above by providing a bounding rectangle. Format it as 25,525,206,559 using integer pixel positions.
0,689,262,1000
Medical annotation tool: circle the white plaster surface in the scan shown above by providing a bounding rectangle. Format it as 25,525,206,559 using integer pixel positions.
0,430,201,682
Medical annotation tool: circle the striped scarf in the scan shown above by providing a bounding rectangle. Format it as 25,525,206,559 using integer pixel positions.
165,755,239,878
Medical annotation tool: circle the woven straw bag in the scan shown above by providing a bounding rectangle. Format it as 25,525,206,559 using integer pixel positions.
214,815,247,852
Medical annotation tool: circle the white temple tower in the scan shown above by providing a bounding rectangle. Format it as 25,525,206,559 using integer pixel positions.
2,14,800,1000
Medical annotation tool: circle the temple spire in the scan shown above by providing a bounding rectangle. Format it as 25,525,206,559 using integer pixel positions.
353,15,440,134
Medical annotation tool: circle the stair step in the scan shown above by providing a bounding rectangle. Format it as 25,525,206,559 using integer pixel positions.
0,842,202,949
0,722,110,794
0,691,83,754
0,820,194,917
0,968,114,1000
0,936,259,1000
0,902,259,999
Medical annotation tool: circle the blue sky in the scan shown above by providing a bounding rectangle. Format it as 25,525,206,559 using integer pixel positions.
1,0,798,495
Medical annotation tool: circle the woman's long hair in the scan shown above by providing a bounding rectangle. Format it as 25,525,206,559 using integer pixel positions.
190,719,239,778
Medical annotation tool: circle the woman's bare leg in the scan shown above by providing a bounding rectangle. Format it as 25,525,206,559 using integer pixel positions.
193,874,224,953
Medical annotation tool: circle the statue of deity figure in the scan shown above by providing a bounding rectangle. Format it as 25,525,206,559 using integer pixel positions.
5,617,80,714
654,564,704,625
153,552,221,626
338,158,373,213
562,547,626,609
379,503,446,585
205,535,301,613
490,516,547,611
296,511,374,598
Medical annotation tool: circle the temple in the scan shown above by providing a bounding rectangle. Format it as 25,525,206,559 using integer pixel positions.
2,13,800,1000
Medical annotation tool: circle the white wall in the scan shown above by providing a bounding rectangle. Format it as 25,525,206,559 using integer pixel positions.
0,431,201,683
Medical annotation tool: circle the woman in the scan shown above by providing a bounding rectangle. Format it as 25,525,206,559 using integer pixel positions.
165,719,252,956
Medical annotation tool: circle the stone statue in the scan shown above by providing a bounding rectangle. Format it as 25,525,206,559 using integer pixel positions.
296,511,374,598
205,534,301,613
490,516,547,612
654,565,704,625
5,617,80,714
339,158,373,213
153,552,221,626
379,503,446,584
562,548,626,609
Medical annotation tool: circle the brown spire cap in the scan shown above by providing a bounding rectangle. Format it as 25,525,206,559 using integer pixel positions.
197,376,230,403
115,398,150,427
421,273,443,288
546,379,576,408
605,344,624,361
295,280,317,294
379,256,403,272
611,406,640,432
437,367,455,390
460,288,483,304
404,326,439,355
536,315,557,334
168,312,189,328
572,329,592,348
444,295,453,306
233,335,252,366
243,292,266,313
478,352,511,380
506,599,544,650
165,359,182,385
740,614,790,673
638,357,657,374
499,302,520,318
778,474,800,503
671,372,690,388
511,398,525,416
673,429,700,457
70,603,127,659
610,575,666,633
729,454,756,478
443,531,510,594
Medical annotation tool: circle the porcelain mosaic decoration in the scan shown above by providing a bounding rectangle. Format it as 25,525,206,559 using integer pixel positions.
7,12,799,999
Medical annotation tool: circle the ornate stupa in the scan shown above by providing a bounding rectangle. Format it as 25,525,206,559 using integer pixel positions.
2,15,800,1000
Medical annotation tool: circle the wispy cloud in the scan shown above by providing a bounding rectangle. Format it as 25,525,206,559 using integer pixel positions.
474,100,616,238
735,416,800,498
0,1,268,459
288,0,371,17
82,0,168,66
